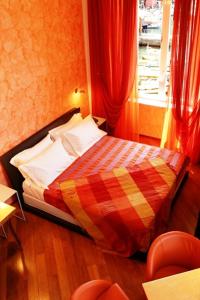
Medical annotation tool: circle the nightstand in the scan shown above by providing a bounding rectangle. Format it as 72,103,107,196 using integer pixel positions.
0,184,26,223
93,116,107,132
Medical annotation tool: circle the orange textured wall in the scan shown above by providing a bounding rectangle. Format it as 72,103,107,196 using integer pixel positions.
0,0,89,184
139,104,165,139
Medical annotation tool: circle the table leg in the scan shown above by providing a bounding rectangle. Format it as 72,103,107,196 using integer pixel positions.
0,225,7,238
14,192,26,221
8,219,21,248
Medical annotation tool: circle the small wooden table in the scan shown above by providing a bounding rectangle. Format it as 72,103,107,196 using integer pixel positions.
0,202,16,224
143,268,200,300
0,184,25,221
0,202,21,246
0,202,16,238
93,116,107,131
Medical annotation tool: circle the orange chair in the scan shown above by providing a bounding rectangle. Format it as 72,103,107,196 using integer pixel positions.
71,280,129,300
146,231,200,281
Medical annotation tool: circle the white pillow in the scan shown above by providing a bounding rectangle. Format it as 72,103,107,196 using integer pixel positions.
62,115,107,157
49,113,83,141
10,134,53,167
18,139,76,189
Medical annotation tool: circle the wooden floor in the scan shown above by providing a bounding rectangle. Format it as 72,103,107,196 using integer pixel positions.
0,164,200,299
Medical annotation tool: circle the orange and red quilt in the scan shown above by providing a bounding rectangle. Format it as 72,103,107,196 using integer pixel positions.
44,136,188,215
59,158,177,256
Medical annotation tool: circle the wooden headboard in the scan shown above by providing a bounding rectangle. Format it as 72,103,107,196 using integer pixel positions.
1,107,80,203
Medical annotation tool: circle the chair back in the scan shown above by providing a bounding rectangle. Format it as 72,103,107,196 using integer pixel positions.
146,231,200,281
71,280,129,300
98,283,129,300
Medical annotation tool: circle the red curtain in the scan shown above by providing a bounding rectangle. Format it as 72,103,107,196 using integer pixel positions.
87,0,138,134
171,0,200,163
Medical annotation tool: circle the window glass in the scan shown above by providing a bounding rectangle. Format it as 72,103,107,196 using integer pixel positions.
138,0,174,101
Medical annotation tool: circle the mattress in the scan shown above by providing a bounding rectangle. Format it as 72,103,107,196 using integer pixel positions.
23,192,80,226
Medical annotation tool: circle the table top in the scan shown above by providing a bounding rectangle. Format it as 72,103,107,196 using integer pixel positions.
93,116,106,127
143,268,200,300
0,184,16,202
0,202,16,224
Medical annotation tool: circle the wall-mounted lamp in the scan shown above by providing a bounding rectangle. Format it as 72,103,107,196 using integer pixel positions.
74,88,85,94
63,88,86,108
70,88,86,107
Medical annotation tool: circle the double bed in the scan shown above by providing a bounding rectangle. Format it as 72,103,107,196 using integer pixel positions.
1,108,189,256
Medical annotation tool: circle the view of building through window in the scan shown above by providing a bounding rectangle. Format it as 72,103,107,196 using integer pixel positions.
138,0,174,101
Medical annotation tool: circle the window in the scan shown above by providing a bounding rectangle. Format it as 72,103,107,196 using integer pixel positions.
138,0,174,104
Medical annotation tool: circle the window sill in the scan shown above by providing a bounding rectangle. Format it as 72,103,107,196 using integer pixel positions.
138,97,167,108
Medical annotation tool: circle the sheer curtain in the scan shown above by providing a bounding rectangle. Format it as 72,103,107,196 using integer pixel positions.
87,0,138,139
161,0,200,163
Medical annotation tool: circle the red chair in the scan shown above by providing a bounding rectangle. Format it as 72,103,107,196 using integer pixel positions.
146,231,200,281
71,279,129,300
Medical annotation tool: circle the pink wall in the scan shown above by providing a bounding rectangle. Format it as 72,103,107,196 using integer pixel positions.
0,0,89,184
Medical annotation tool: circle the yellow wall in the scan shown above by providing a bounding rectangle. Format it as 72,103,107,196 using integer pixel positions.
0,0,89,184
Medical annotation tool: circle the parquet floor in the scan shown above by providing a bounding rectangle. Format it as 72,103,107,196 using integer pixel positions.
0,163,199,300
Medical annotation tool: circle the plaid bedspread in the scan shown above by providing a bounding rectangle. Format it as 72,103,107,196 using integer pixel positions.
59,158,177,256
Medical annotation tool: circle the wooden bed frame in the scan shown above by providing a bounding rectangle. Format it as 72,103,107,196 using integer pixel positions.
1,107,87,235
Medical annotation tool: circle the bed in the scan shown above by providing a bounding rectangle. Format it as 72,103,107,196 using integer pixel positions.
1,108,85,234
1,107,189,256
